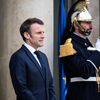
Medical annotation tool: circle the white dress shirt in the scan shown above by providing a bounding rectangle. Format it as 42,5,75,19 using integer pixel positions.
24,43,41,66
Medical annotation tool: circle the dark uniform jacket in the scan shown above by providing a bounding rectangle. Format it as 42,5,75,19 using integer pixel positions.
9,45,56,100
62,34,100,100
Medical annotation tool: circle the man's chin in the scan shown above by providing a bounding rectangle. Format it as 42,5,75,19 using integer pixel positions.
38,44,44,47
81,31,91,36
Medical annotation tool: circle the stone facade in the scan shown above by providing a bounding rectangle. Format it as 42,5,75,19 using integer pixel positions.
0,0,99,100
0,0,53,100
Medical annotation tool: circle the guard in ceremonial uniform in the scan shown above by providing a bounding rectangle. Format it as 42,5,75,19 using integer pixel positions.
60,0,100,100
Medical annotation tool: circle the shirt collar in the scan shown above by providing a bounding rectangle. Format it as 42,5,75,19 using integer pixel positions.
73,32,87,39
24,43,36,54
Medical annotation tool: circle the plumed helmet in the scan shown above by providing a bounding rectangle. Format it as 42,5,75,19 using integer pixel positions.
77,7,92,21
70,0,93,36
71,7,92,24
66,0,92,30
61,0,92,44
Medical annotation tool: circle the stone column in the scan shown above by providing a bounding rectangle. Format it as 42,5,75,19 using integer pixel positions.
0,0,53,100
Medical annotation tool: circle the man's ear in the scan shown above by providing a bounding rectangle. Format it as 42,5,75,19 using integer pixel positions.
23,32,30,39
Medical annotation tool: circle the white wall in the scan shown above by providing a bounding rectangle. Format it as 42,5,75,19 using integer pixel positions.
0,0,53,100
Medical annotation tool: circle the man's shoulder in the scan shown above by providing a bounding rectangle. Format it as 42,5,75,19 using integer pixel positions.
10,45,26,59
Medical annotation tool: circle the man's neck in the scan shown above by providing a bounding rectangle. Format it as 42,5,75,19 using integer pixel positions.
74,31,87,39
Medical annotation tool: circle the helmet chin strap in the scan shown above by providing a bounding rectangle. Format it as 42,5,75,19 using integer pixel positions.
78,27,91,36
74,19,91,36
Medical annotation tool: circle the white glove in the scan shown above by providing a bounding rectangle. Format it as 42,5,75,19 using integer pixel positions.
95,38,100,52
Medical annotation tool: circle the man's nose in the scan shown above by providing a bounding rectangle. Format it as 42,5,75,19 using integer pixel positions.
89,24,92,30
41,32,45,38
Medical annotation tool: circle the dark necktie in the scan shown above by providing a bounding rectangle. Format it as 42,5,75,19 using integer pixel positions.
34,51,45,77
34,51,42,67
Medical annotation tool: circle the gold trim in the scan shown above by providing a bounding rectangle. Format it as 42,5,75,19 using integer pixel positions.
60,38,77,58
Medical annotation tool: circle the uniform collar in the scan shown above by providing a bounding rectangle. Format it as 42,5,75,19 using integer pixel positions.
72,33,92,47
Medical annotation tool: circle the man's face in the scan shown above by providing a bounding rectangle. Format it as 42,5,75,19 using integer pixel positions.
79,21,92,36
28,23,45,49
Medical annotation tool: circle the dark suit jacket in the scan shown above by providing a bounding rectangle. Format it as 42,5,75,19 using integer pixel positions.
9,45,55,100
62,34,100,100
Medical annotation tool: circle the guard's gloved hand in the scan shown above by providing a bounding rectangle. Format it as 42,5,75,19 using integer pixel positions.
95,38,100,52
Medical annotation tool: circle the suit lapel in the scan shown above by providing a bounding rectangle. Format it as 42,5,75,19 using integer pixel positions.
21,45,45,81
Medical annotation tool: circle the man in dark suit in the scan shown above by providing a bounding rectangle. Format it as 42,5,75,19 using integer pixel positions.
60,0,100,100
9,18,56,100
